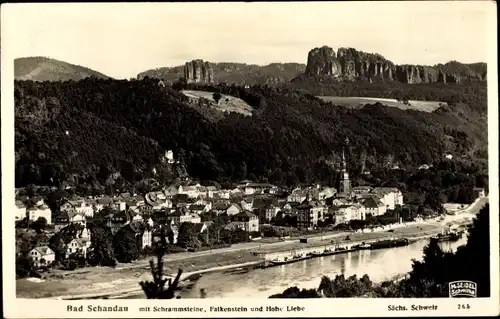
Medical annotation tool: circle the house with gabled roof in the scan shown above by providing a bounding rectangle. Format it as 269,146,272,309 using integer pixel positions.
240,198,254,211
230,211,259,232
362,196,387,216
54,210,86,231
29,246,55,268
287,188,307,203
164,184,182,198
206,186,219,198
122,220,151,249
66,238,91,258
61,199,94,217
226,203,242,216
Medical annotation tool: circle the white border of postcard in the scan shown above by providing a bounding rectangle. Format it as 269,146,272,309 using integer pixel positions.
2,2,499,318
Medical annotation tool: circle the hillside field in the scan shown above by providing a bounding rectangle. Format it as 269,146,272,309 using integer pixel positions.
317,96,446,112
181,90,253,116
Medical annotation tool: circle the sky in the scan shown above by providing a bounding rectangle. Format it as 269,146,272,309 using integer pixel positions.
2,1,496,79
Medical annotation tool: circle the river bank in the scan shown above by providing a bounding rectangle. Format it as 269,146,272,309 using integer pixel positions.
16,197,487,299
130,235,470,299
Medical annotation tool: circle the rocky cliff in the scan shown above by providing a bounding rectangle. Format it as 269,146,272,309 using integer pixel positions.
184,59,214,84
303,46,486,84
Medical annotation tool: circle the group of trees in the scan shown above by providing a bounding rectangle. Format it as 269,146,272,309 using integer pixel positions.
363,159,487,210
15,77,487,194
15,216,49,233
176,218,251,250
270,204,491,298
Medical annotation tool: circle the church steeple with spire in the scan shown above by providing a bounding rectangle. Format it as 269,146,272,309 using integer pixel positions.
338,137,351,195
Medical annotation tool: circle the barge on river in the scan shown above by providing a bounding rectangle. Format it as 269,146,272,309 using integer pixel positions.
431,226,463,242
265,246,357,267
369,238,410,250
261,237,411,268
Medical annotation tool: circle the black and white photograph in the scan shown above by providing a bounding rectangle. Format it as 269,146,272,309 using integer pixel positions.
2,1,498,317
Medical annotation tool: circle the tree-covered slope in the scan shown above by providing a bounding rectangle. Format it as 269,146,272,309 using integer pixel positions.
14,78,487,190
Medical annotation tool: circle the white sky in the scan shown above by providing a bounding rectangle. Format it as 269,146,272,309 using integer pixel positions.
2,1,495,79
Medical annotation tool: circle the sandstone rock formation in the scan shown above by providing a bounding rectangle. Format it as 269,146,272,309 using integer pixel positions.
303,46,484,84
183,59,214,84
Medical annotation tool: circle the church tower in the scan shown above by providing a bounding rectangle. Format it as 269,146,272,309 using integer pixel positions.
338,137,351,194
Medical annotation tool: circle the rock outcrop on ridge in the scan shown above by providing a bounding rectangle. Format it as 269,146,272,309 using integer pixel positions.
183,59,215,84
302,45,486,84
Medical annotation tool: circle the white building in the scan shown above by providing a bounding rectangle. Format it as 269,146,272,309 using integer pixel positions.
164,150,175,164
15,200,27,221
180,184,202,198
333,204,366,224
66,238,91,258
371,188,404,210
142,229,153,249
287,188,307,203
362,196,387,216
61,200,94,218
230,211,259,232
226,204,242,216
29,246,55,268
27,201,52,224
167,212,201,225
54,211,86,232
265,204,280,221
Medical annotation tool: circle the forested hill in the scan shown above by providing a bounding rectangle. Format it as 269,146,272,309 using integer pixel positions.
14,57,110,82
14,78,487,191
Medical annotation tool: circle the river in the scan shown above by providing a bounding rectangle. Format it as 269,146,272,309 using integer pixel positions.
126,235,468,299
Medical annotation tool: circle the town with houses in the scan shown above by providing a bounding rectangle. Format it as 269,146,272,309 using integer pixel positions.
14,146,412,270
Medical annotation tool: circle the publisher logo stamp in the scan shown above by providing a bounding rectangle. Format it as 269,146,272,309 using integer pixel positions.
449,280,477,298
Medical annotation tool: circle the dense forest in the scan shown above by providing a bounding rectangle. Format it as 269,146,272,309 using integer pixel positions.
14,77,487,193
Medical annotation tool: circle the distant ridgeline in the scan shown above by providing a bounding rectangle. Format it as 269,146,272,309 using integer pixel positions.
14,75,487,190
137,60,306,86
137,45,485,88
